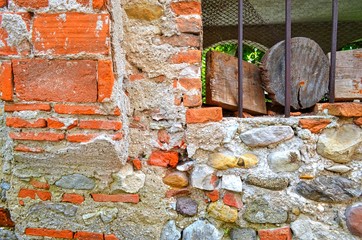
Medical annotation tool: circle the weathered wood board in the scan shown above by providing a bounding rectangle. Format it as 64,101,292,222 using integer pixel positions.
329,49,362,101
206,51,267,115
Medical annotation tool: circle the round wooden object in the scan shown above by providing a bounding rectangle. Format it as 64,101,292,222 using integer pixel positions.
260,37,329,110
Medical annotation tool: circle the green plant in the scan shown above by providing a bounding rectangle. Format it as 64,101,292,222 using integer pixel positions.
340,38,362,51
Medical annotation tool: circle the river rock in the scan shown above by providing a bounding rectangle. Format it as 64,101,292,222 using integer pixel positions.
55,174,95,190
110,164,146,193
176,197,198,216
243,198,288,224
207,201,238,223
182,220,222,240
240,126,294,147
296,176,361,203
160,220,181,240
230,228,256,240
246,175,289,190
239,153,259,168
268,150,301,172
163,172,189,188
190,164,216,191
345,203,362,237
325,165,352,173
208,153,240,170
317,124,362,163
221,175,242,192
176,161,194,172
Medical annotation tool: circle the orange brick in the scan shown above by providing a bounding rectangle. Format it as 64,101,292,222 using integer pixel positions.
54,104,103,115
93,0,105,9
13,0,48,8
62,193,85,204
76,0,89,6
319,103,362,117
14,144,44,153
6,117,46,128
0,61,13,101
33,13,110,55
258,226,292,240
10,132,65,142
98,60,115,102
223,191,243,209
4,103,51,112
183,94,202,107
79,120,122,130
178,78,202,90
355,117,362,126
30,178,50,190
158,129,170,144
18,189,51,201
170,50,201,64
66,133,99,143
205,190,219,202
0,0,7,8
186,107,223,124
161,34,200,48
176,17,202,33
165,188,190,198
105,234,119,240
25,228,73,239
299,119,331,133
0,208,15,228
129,73,145,81
13,59,97,102
74,231,103,240
171,2,201,15
112,132,123,140
148,151,179,168
91,193,139,203
132,159,142,170
48,118,78,130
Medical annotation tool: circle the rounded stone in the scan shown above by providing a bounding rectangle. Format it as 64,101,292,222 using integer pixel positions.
208,153,239,170
176,197,198,217
246,175,289,191
268,150,301,172
163,172,189,188
345,203,362,237
239,153,258,169
230,228,256,240
207,201,238,223
182,220,222,240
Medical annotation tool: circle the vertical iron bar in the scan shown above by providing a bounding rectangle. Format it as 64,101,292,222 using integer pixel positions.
329,0,338,103
238,0,244,117
285,0,292,117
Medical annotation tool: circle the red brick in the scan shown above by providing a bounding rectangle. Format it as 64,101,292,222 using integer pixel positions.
13,59,97,102
62,193,85,204
183,94,202,107
54,104,104,115
10,132,65,142
79,120,122,130
98,60,115,102
355,117,362,126
129,73,145,81
93,0,105,9
178,78,202,90
66,133,99,143
18,189,51,201
161,34,200,48
25,228,73,239
176,17,202,33
299,119,331,133
223,191,243,209
48,118,78,130
13,0,48,8
132,159,142,170
76,0,89,6
91,193,139,203
105,234,119,240
33,13,110,55
0,0,7,8
165,188,190,198
0,61,13,101
0,208,15,227
258,226,292,240
170,50,201,64
171,2,201,15
74,231,103,240
30,178,50,190
205,190,219,202
4,103,51,112
14,144,44,153
148,151,179,168
186,107,223,124
6,117,46,128
318,103,362,117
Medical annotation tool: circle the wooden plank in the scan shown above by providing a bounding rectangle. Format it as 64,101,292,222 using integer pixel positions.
206,51,267,115
330,49,362,101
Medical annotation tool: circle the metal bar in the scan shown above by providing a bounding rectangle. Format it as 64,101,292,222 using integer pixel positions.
285,0,291,117
329,0,338,103
238,0,244,118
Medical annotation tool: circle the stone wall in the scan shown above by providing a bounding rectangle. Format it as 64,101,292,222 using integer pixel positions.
0,0,361,239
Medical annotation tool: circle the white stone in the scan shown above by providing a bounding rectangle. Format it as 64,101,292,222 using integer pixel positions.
221,175,243,192
110,164,146,193
182,220,222,240
190,164,215,191
240,126,294,147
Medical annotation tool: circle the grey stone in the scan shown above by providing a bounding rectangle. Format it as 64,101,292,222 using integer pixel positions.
176,197,198,216
176,161,194,172
243,198,288,224
240,126,294,147
317,124,362,163
296,176,361,203
28,202,78,217
100,207,118,223
268,150,301,172
0,228,17,240
325,165,352,173
221,175,243,192
182,220,222,240
246,175,289,191
160,220,181,240
55,174,95,190
230,228,256,240
110,164,146,193
190,164,215,191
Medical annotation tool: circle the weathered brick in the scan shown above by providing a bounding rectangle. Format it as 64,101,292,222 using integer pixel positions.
33,13,110,55
6,117,47,128
91,193,140,203
79,120,122,130
158,129,170,144
205,190,219,202
125,4,164,21
14,144,44,153
48,118,78,130
148,151,179,168
258,226,292,240
129,73,145,81
176,17,202,33
161,34,200,48
54,104,103,115
13,0,48,8
98,60,115,102
62,193,85,204
183,94,202,107
0,0,7,8
318,103,362,117
66,133,99,143
13,59,97,102
30,178,50,190
223,191,243,209
0,208,15,227
25,228,73,239
18,189,51,201
93,0,105,9
132,159,142,170
4,103,51,112
0,61,13,101
105,234,119,240
186,107,223,124
178,78,202,90
170,2,201,15
10,132,65,142
299,119,331,133
170,50,201,64
355,117,362,126
165,188,190,198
